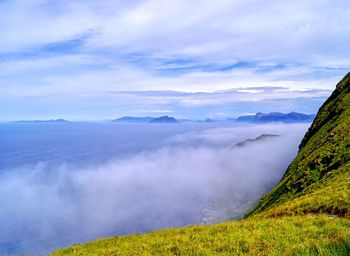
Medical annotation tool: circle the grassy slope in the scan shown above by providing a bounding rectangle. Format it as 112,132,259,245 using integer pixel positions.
249,72,350,217
53,215,350,256
52,73,350,256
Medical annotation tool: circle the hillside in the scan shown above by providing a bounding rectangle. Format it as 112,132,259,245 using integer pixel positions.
249,72,350,218
52,73,350,255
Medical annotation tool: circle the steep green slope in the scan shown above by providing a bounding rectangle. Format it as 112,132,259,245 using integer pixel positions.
52,73,350,256
249,72,350,217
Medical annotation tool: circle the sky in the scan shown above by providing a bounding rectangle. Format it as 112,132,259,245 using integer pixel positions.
1,0,350,120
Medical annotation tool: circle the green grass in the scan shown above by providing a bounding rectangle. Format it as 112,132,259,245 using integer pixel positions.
52,215,350,256
255,163,350,219
52,73,350,255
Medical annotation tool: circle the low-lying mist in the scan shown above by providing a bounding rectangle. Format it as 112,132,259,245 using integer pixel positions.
0,123,309,254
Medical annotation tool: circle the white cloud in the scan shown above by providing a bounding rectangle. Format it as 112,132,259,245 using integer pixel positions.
0,0,349,118
2,0,350,65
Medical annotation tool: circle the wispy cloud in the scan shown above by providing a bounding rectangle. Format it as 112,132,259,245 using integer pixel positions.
0,0,349,119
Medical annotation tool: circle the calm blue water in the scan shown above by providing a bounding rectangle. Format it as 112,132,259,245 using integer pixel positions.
0,122,219,171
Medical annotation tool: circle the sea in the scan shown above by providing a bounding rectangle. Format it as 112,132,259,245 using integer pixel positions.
0,122,309,255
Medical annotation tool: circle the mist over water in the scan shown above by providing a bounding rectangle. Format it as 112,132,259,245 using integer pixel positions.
0,123,309,254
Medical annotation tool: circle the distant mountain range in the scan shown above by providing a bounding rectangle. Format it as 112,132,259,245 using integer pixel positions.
236,112,316,123
113,116,178,123
11,112,315,124
12,119,69,123
112,113,316,124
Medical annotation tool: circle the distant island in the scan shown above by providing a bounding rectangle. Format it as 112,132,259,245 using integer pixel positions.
236,112,316,123
112,116,154,123
113,116,178,124
12,119,69,123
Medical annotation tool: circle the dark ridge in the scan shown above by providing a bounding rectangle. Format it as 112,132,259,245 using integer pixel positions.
232,134,280,148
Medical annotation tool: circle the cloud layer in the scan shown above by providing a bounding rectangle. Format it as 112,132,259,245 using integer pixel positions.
0,0,349,120
0,123,308,254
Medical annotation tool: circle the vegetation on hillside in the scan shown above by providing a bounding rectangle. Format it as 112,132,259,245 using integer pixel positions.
52,215,350,256
249,72,350,217
52,73,350,255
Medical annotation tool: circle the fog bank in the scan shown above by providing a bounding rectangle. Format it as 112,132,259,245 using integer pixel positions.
0,124,309,254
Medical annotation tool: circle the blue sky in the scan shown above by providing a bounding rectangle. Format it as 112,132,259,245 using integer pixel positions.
1,0,350,120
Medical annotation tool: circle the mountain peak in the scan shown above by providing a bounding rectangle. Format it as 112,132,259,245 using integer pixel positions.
149,116,178,123
237,112,315,123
